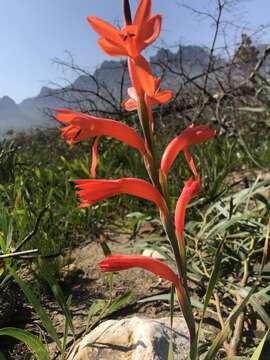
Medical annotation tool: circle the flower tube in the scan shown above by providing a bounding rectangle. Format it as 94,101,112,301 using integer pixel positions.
99,254,179,285
123,77,173,130
161,124,215,178
175,176,202,281
74,178,167,213
99,253,195,344
55,109,147,155
175,177,202,242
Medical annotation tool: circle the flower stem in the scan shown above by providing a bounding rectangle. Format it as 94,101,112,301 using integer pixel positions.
137,96,196,353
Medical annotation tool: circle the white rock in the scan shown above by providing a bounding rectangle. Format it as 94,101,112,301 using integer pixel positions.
67,316,189,360
142,249,166,260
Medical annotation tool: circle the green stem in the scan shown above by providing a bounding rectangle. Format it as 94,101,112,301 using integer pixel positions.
137,96,196,354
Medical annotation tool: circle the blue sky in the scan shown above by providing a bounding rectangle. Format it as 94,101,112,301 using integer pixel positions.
1,0,270,103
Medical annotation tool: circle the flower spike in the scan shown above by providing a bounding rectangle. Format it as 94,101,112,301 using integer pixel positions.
74,178,167,213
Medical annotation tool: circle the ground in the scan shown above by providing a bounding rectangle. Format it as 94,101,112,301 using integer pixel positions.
0,221,180,359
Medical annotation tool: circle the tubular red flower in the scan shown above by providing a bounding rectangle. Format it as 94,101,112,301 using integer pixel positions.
99,254,179,285
73,178,166,212
90,136,100,178
128,56,156,97
54,109,147,156
175,177,202,241
122,76,173,130
160,124,215,177
87,0,162,59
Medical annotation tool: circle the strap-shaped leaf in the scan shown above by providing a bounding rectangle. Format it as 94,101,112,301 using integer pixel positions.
250,329,269,360
204,287,255,360
0,327,49,360
9,267,62,352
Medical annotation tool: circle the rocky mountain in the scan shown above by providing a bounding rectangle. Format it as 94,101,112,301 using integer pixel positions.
0,45,221,136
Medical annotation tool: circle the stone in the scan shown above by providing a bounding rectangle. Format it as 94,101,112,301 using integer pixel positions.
67,316,189,360
142,249,166,260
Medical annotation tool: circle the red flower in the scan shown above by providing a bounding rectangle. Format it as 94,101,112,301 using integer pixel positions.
74,178,166,212
87,0,161,59
55,109,146,153
123,76,173,114
90,136,100,178
175,177,202,241
123,77,173,130
127,56,156,98
55,109,147,176
99,254,179,285
160,124,215,178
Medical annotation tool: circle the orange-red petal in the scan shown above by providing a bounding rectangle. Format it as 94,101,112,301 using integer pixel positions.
143,14,162,46
90,136,100,178
134,0,152,27
122,97,138,111
55,110,147,156
175,177,202,240
161,124,216,177
122,87,139,111
87,16,124,47
153,89,174,104
128,58,144,97
183,149,198,179
98,38,127,57
73,178,166,212
133,55,156,96
99,254,179,285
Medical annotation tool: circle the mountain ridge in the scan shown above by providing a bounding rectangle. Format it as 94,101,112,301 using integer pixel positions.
0,43,266,136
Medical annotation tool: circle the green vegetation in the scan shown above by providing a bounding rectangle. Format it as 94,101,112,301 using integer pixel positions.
0,121,269,359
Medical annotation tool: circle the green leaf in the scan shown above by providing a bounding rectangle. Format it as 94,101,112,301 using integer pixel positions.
194,237,225,359
223,357,248,360
0,327,50,360
250,329,269,360
126,212,146,220
88,299,106,318
167,285,175,360
100,241,111,257
204,287,255,360
86,299,106,331
138,293,171,303
106,289,133,315
170,285,175,329
0,352,7,360
9,267,62,352
61,295,72,358
39,269,75,336
167,336,174,360
249,296,270,328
